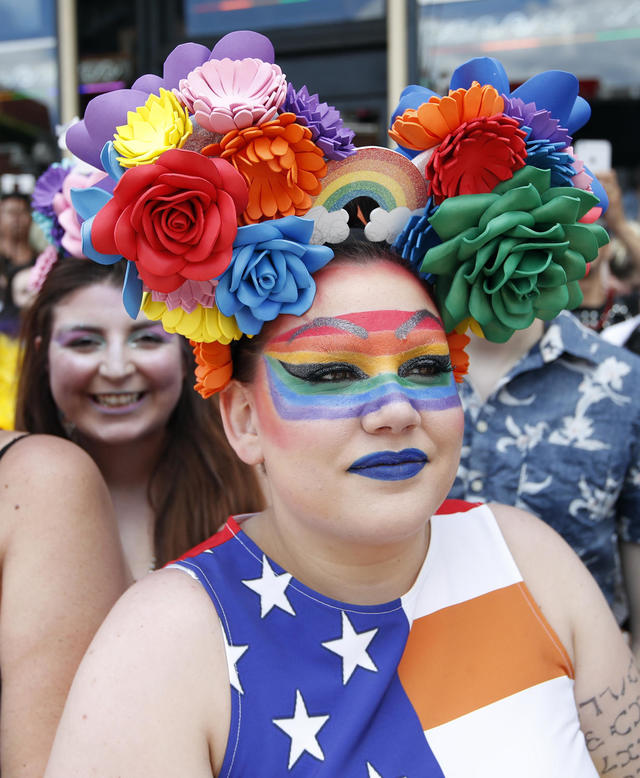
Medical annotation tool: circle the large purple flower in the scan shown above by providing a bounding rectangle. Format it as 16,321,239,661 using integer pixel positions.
67,30,276,171
283,84,356,161
32,163,70,218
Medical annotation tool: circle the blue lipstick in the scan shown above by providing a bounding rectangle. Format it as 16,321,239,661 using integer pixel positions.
347,448,429,481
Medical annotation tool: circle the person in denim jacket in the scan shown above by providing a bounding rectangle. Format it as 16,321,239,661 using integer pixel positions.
449,310,640,653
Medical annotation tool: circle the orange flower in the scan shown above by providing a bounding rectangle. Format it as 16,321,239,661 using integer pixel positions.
389,82,504,152
202,112,327,225
446,331,470,384
191,339,233,398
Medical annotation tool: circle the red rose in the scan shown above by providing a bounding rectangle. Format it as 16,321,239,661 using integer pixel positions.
91,148,248,293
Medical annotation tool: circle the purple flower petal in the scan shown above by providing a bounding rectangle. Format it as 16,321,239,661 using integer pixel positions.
283,84,355,161
69,89,149,170
32,163,70,216
503,96,571,145
511,70,579,128
162,42,212,87
211,30,275,63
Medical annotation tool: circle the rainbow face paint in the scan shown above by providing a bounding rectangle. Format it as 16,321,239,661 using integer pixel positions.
348,448,429,481
262,310,461,421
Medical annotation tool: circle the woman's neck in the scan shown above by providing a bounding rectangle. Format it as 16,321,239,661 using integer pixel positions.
77,431,165,579
466,320,544,404
78,431,164,488
240,506,430,606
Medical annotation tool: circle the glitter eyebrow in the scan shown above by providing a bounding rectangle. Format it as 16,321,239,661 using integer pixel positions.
287,317,369,343
395,311,443,340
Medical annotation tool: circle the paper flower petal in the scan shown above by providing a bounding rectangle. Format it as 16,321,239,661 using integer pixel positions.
150,279,217,313
283,84,356,161
90,148,248,292
204,113,327,224
421,166,609,341
142,295,243,343
191,339,233,397
113,89,192,168
449,57,510,94
68,89,150,171
211,30,275,63
179,58,286,135
511,70,580,129
215,215,333,336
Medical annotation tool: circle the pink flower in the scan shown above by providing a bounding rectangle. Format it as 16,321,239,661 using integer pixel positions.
178,58,287,135
29,245,59,292
149,279,217,313
567,146,594,192
52,169,105,257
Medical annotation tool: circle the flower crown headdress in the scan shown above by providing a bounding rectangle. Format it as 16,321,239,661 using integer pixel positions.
60,29,607,396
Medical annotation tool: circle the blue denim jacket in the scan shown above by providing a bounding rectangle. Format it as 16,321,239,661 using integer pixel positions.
449,311,640,615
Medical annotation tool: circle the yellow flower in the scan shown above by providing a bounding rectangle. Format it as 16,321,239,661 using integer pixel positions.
141,295,243,343
453,317,485,338
0,334,20,430
113,88,192,167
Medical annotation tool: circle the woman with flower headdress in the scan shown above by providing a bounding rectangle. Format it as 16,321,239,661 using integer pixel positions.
16,158,264,579
45,32,633,777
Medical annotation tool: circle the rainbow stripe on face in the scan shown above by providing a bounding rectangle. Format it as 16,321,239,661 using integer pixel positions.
263,310,461,421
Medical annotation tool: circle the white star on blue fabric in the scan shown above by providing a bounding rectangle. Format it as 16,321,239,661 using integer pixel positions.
322,611,378,684
242,555,295,618
221,632,249,694
273,689,330,769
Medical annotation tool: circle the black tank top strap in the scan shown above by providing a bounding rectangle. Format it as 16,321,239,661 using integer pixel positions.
0,433,30,461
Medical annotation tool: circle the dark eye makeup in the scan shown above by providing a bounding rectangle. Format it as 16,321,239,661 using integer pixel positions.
398,354,453,380
278,353,453,384
279,361,368,383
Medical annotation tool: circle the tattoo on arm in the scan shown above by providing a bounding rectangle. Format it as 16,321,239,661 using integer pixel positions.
580,658,640,776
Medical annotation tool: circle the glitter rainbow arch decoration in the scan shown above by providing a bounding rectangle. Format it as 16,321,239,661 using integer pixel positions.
310,146,428,212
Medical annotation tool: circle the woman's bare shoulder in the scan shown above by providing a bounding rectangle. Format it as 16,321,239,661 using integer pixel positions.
488,502,622,664
0,433,116,550
45,566,230,777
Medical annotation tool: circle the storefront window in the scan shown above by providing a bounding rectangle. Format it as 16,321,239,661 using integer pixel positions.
184,0,384,37
418,0,640,98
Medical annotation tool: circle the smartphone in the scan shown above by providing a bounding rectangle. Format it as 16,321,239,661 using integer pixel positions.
573,139,612,173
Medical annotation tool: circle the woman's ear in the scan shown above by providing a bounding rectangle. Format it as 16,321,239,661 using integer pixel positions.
219,380,264,466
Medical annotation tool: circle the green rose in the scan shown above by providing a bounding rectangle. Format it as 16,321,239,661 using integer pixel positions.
421,166,609,342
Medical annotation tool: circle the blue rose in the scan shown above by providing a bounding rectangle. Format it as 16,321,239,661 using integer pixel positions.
214,215,334,336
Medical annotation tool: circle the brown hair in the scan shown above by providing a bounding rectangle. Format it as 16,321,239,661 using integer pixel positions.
16,258,263,565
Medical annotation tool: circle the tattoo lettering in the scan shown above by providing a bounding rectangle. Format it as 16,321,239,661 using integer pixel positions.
585,730,605,752
581,696,604,718
610,697,640,738
618,742,640,768
579,660,640,776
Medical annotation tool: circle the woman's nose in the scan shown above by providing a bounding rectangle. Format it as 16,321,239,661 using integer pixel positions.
360,390,422,435
98,345,135,379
